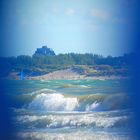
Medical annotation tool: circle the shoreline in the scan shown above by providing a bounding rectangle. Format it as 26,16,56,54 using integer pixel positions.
4,69,130,80
27,75,129,80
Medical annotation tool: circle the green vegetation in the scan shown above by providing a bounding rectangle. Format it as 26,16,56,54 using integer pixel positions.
0,52,133,78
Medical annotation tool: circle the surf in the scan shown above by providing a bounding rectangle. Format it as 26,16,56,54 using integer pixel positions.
23,89,131,112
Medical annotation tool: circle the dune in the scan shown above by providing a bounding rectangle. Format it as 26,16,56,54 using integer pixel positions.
27,68,128,80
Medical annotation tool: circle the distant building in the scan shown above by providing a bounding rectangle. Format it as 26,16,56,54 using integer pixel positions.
33,46,55,56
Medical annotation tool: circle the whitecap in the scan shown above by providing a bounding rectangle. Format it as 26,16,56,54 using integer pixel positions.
28,93,79,111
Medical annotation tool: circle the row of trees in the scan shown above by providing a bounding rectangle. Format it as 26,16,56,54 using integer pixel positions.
0,53,134,77
1,53,133,66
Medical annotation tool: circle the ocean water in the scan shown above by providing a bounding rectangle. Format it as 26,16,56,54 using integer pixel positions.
4,79,135,140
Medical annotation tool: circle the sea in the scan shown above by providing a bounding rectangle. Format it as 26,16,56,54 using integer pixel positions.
3,79,136,140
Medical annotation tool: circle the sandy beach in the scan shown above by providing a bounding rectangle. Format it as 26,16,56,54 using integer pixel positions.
26,68,128,80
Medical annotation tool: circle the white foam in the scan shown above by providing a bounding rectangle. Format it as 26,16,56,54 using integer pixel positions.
18,131,133,140
28,93,79,111
15,113,129,129
86,101,100,111
79,85,90,88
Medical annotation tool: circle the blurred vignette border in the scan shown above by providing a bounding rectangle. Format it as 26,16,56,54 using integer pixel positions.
129,0,140,137
0,0,140,139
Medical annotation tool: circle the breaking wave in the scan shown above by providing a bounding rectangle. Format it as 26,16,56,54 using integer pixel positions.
15,111,131,129
11,86,134,140
28,93,78,111
17,131,133,140
26,89,131,112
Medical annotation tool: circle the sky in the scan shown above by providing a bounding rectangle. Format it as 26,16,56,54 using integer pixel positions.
0,0,139,56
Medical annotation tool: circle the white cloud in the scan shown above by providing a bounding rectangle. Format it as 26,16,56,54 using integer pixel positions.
66,8,76,16
81,20,100,32
91,9,110,20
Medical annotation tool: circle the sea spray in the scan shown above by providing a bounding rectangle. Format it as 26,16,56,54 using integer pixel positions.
28,93,79,111
15,111,131,129
24,88,131,112
86,101,100,111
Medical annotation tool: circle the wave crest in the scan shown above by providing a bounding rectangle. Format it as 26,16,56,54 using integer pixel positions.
28,93,79,111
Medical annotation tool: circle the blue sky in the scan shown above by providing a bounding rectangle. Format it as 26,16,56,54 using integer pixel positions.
0,0,138,56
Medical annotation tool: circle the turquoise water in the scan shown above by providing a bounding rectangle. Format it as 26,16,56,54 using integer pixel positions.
5,79,134,140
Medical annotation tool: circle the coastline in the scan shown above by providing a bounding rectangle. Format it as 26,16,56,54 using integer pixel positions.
2,69,130,81
28,75,129,81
